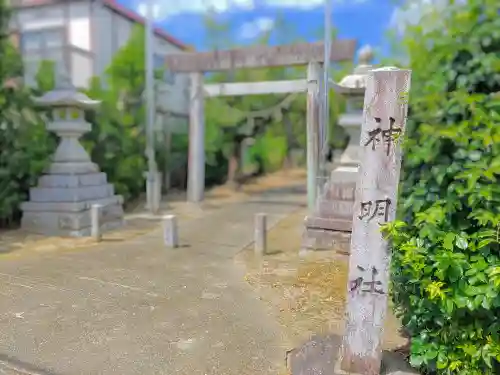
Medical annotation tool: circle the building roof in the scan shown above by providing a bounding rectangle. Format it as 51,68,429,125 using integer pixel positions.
9,0,191,51
102,0,190,51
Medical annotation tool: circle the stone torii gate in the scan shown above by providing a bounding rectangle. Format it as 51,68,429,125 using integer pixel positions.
165,40,357,205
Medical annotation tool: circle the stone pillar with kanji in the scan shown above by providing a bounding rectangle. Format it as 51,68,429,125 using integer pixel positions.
336,66,411,375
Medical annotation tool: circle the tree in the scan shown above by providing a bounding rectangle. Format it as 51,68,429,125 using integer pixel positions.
35,60,56,93
202,13,316,185
83,25,160,203
384,0,500,373
0,0,54,227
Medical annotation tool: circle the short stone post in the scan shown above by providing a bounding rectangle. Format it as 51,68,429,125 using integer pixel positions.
91,204,102,242
254,213,267,256
336,67,411,375
163,215,179,248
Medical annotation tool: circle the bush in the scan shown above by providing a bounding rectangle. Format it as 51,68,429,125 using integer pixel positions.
0,87,54,226
83,76,147,204
385,1,500,374
0,0,55,226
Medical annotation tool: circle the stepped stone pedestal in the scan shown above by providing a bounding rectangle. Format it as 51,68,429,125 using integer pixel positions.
20,73,124,236
302,168,357,253
21,173,124,237
302,46,373,252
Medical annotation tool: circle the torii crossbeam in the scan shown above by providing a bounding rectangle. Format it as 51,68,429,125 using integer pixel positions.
164,40,357,206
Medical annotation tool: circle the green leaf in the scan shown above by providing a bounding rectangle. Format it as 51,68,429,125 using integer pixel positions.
455,236,468,250
443,233,456,249
410,355,424,367
425,349,439,361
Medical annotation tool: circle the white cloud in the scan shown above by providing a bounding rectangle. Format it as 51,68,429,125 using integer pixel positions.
262,0,368,10
239,17,275,39
136,0,370,20
137,0,253,20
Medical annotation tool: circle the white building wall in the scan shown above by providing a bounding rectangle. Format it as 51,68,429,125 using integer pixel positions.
92,3,118,79
16,5,64,31
14,0,189,125
68,2,90,51
115,13,133,48
68,1,92,88
92,4,188,128
155,38,189,119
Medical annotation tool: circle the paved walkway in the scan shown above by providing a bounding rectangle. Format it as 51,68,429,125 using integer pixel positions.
0,186,306,375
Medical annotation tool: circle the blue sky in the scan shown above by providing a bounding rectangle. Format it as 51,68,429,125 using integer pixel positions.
118,0,421,60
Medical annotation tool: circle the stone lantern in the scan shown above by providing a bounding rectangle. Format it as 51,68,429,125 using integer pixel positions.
20,71,124,236
302,46,373,252
330,45,373,169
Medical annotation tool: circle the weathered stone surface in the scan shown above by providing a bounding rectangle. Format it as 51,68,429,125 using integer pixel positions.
22,204,123,230
287,334,420,375
287,334,341,375
20,195,123,213
302,164,359,251
325,182,356,201
29,184,114,203
21,208,124,237
38,172,107,188
302,222,351,255
337,68,411,375
46,161,100,175
305,216,352,232
22,175,123,235
316,199,353,219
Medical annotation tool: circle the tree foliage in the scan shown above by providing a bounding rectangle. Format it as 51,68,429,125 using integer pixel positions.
384,1,500,373
0,0,54,227
202,14,349,185
82,25,151,203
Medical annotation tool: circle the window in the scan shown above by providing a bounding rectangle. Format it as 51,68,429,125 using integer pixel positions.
153,53,176,85
44,29,64,48
21,32,42,50
21,28,64,52
20,28,66,87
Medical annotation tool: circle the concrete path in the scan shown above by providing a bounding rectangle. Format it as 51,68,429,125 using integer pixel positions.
0,186,306,375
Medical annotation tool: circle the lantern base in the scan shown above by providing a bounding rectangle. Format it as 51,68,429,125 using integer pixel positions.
302,166,358,253
20,172,124,237
46,161,99,175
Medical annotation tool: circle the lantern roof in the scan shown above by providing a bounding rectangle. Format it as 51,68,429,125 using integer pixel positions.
330,45,374,95
32,64,101,110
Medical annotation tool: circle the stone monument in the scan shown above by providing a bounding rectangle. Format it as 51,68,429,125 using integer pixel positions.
20,69,124,236
302,46,374,252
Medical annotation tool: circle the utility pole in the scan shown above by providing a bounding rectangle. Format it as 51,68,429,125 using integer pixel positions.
144,0,159,213
322,0,332,167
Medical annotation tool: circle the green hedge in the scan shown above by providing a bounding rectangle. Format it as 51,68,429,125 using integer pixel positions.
385,1,500,374
0,11,56,226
